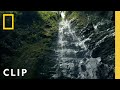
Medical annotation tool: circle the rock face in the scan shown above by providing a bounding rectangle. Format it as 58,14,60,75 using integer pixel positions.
53,11,114,79
0,11,114,79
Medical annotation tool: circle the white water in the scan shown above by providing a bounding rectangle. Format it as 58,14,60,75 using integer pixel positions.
53,11,101,79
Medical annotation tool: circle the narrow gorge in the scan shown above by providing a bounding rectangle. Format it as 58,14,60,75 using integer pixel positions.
0,11,114,79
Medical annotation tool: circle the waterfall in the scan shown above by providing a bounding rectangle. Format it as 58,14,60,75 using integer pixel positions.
53,11,101,79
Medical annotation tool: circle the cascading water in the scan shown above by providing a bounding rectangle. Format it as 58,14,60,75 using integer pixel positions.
53,11,102,79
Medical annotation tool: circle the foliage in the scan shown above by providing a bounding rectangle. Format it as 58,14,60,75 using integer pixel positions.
0,11,59,79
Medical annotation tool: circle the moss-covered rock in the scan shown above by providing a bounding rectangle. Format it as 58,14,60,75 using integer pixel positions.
0,11,59,79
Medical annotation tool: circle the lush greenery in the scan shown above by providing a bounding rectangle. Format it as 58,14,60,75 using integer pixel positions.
0,11,114,79
0,11,59,79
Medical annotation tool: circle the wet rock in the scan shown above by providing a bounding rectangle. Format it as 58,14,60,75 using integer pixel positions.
54,11,114,79
76,51,87,58
81,64,86,72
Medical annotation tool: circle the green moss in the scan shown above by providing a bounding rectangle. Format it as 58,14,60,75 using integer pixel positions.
66,11,88,29
0,11,59,79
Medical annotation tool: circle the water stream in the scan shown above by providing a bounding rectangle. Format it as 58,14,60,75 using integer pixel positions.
53,11,103,79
